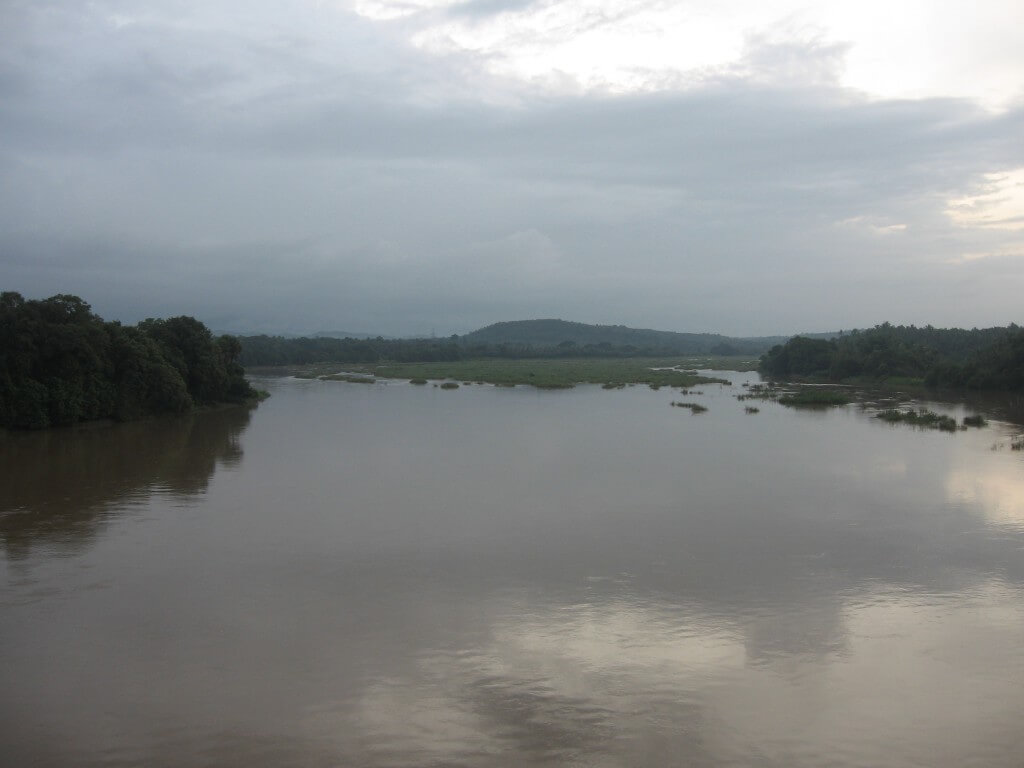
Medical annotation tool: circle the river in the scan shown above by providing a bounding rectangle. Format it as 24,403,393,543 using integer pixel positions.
2,372,1023,767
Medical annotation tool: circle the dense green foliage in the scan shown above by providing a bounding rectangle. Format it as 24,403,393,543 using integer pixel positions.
0,292,257,429
760,323,1024,391
238,334,462,366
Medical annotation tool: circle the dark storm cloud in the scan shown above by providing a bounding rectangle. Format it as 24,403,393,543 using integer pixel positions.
1,0,1022,335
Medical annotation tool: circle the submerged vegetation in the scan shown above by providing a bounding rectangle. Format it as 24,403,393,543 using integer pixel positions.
671,401,708,413
876,409,989,432
0,292,258,430
876,409,958,432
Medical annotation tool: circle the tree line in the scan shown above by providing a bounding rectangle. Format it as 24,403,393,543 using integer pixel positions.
237,335,748,366
760,323,1024,390
1,292,257,429
238,335,463,366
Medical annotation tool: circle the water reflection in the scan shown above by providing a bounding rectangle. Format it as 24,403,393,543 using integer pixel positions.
947,467,1024,531
321,577,1024,767
0,406,253,560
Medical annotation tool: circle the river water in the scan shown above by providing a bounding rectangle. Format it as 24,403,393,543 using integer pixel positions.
2,372,1023,767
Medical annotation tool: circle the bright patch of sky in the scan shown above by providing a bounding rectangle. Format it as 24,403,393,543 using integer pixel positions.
350,0,1024,106
948,168,1024,231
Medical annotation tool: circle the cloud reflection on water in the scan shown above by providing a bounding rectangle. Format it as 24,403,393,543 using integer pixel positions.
332,576,1024,767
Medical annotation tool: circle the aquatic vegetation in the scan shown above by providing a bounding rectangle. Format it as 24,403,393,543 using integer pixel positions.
745,406,760,414
326,358,729,390
962,414,987,427
671,402,707,413
1011,436,1024,451
736,383,782,402
778,390,851,407
409,378,428,385
876,409,958,432
439,382,460,389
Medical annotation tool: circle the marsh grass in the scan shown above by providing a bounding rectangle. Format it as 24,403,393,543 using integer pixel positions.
778,390,851,407
671,401,708,413
736,383,782,402
962,414,987,427
745,406,760,414
307,358,730,390
876,409,959,432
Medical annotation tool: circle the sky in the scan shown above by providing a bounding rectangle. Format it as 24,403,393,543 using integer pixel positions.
1,0,1023,336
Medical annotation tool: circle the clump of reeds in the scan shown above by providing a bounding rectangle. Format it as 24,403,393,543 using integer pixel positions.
778,390,850,407
671,401,708,413
876,409,958,432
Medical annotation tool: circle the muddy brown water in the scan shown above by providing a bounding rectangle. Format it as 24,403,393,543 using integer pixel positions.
2,372,1023,767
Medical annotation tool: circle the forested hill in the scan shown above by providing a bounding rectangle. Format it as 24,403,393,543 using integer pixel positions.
459,319,783,355
0,292,258,429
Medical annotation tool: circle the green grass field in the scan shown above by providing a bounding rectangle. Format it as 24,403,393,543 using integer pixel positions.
299,358,731,389
777,389,852,407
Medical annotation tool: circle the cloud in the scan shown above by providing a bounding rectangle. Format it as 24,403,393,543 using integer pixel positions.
2,0,1023,335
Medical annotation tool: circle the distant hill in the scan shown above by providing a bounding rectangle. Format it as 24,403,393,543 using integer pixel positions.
459,319,788,355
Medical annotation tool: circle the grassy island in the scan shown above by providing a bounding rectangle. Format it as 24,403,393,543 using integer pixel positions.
778,390,852,407
296,358,729,390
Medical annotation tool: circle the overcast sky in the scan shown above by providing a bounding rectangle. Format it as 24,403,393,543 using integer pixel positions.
2,0,1022,336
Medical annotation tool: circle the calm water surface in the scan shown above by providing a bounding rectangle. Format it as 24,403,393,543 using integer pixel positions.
2,373,1024,767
